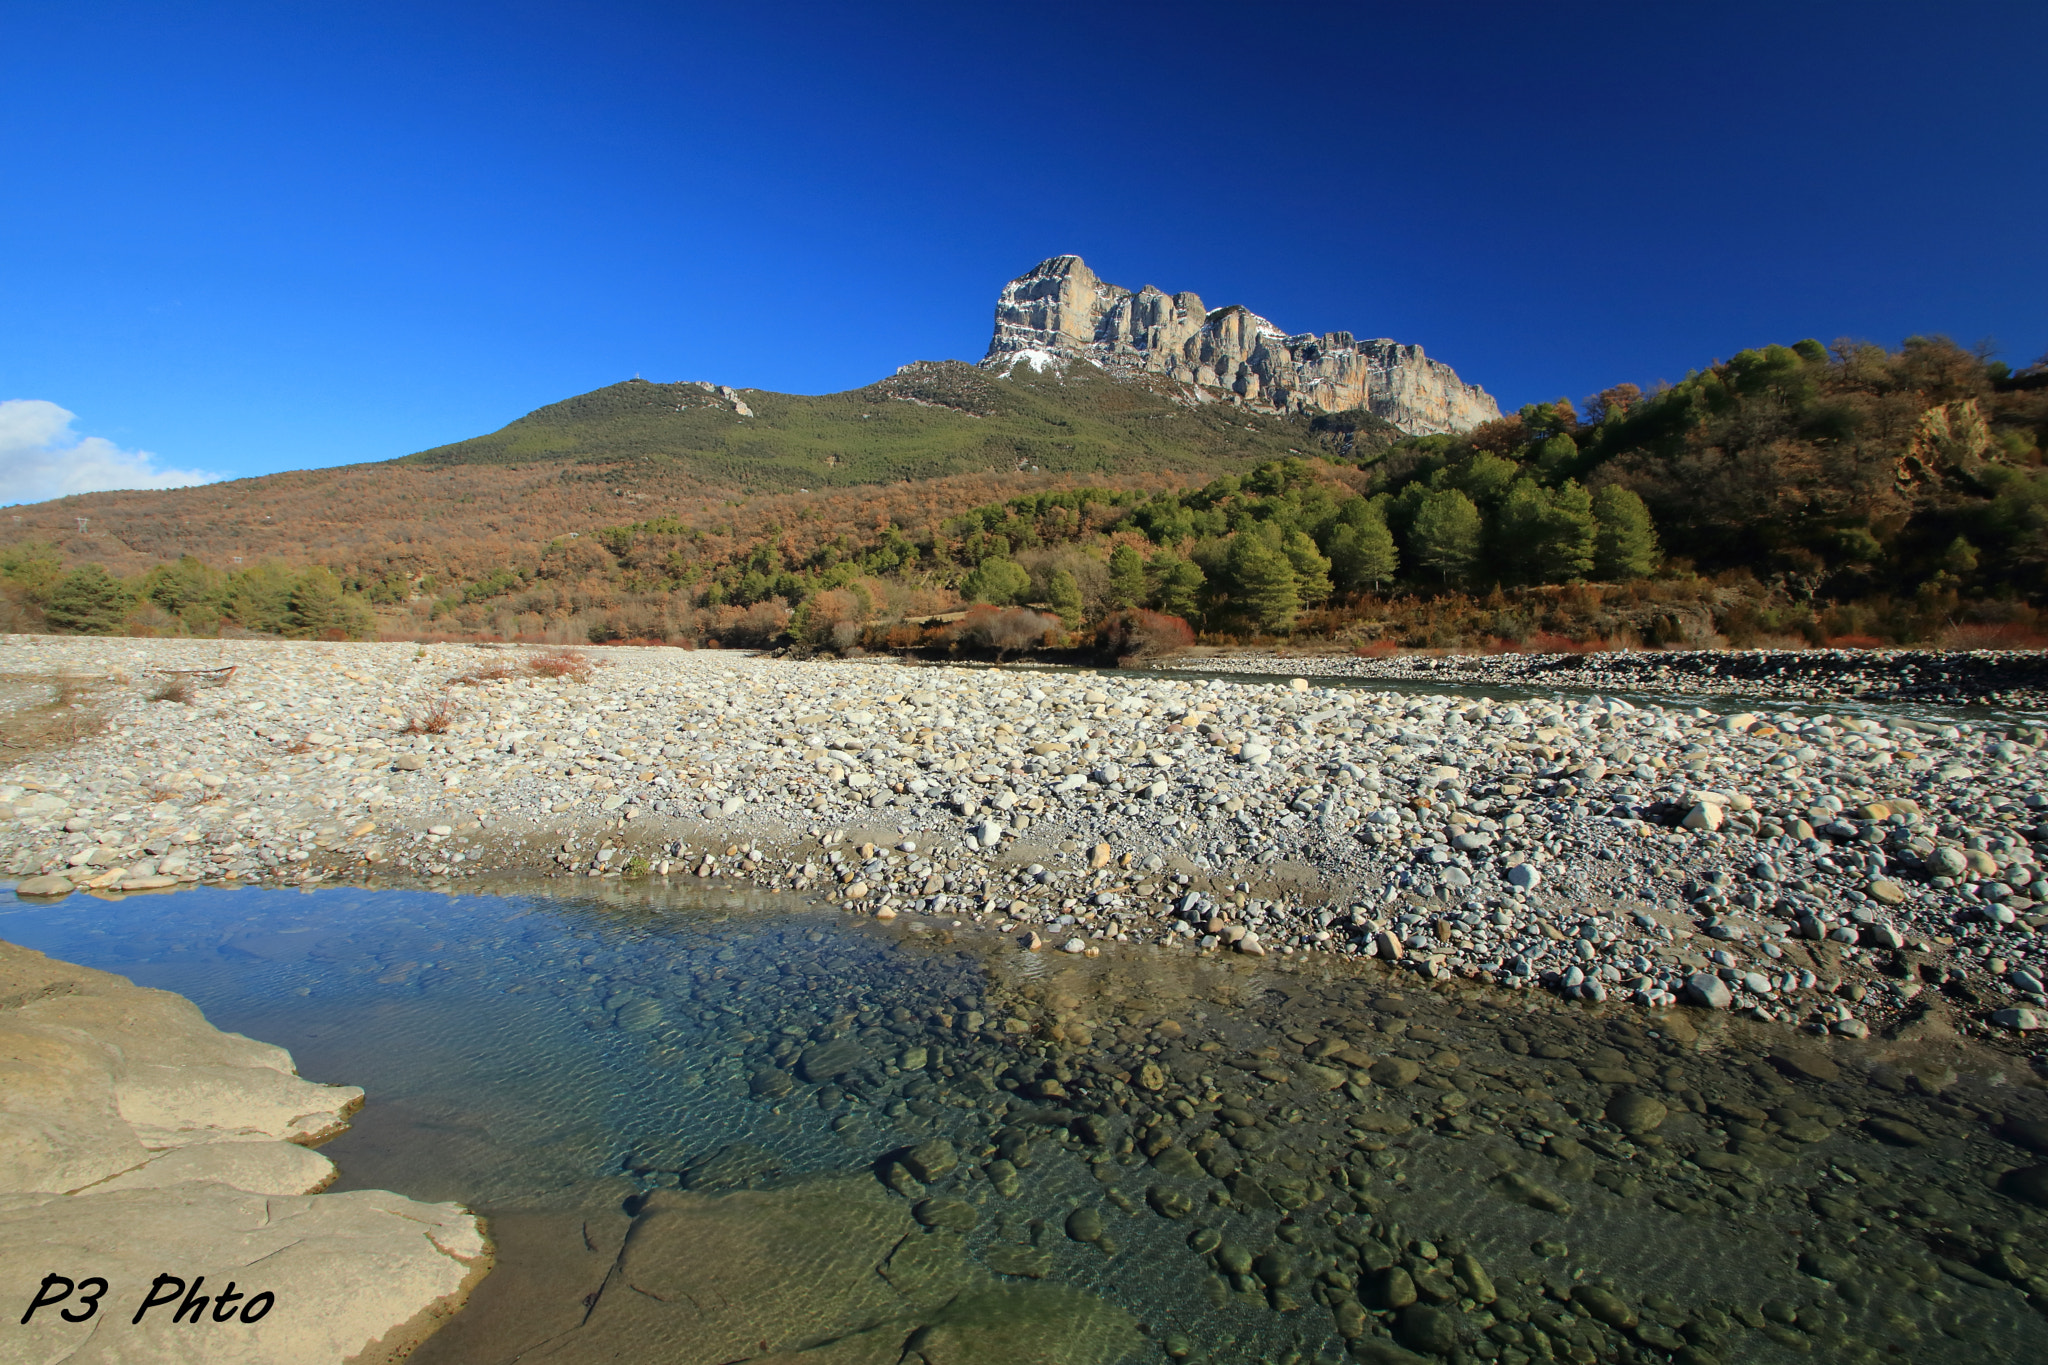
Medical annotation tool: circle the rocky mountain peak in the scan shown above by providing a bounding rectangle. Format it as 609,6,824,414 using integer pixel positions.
980,255,1499,436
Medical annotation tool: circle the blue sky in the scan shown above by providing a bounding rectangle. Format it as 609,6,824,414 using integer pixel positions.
4,1,2044,502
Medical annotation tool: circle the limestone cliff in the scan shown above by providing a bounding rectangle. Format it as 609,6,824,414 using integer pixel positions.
980,255,1500,435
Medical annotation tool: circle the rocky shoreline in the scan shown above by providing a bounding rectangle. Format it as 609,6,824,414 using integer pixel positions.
3,633,2047,1052
1153,645,2048,711
0,936,489,1362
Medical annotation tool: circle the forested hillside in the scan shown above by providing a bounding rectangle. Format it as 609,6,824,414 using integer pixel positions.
4,336,2044,652
402,360,1368,487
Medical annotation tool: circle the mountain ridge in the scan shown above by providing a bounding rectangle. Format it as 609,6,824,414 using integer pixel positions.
980,254,1499,435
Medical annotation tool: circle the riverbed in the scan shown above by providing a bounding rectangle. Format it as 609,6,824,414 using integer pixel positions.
6,879,2047,1364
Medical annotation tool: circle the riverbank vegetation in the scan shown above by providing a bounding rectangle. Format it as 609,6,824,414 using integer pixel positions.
4,336,2044,656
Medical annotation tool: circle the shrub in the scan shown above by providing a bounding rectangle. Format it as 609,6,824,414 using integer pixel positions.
44,564,132,635
1098,609,1195,662
402,696,457,734
453,658,523,685
951,605,1061,658
527,648,593,681
148,676,195,704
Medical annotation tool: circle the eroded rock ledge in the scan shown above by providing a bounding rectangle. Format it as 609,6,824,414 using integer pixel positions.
0,938,489,1363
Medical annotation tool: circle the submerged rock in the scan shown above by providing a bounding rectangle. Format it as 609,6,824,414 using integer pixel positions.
520,1176,1138,1365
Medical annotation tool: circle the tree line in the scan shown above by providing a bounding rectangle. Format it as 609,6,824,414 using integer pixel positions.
0,547,377,640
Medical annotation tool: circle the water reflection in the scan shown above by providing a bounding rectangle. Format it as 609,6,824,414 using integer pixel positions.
5,882,2045,1365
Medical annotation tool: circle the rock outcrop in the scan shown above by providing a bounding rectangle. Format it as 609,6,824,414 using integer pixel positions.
981,254,1500,435
0,937,489,1363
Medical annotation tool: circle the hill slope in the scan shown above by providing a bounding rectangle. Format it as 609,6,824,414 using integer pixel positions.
400,359,1394,489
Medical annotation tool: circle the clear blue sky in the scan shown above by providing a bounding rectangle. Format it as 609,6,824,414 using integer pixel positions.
4,0,2044,500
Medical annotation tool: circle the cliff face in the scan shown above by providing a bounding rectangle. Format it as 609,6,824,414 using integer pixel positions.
981,255,1500,435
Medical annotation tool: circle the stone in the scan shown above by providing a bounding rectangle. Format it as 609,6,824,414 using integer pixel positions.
1682,802,1724,831
1867,879,1906,905
523,1176,1137,1365
14,875,74,897
1373,1266,1419,1309
1929,846,1969,878
1065,1205,1105,1243
393,754,426,771
913,1197,978,1232
982,1247,1052,1278
1498,1171,1571,1214
1991,1007,2045,1031
982,255,1500,435
1684,973,1733,1009
0,942,364,1196
1573,1285,1637,1329
1370,1058,1421,1086
1997,1164,2048,1209
1606,1092,1668,1135
1769,1049,1840,1083
1864,1118,1934,1147
2,1185,489,1363
1146,1185,1194,1219
1506,862,1541,890
0,940,487,1364
1998,1117,2048,1154
901,1139,958,1183
796,1039,865,1083
1394,1303,1458,1354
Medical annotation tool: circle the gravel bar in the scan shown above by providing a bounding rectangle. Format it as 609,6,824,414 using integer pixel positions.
1157,647,2048,711
4,633,2047,1052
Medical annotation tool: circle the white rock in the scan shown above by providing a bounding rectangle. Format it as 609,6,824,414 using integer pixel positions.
1506,863,1541,890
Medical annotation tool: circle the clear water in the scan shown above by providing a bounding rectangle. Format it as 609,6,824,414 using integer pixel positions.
6,882,2046,1365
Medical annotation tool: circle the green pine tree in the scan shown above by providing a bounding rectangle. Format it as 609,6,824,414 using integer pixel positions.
1280,529,1333,606
1106,543,1146,609
44,564,132,635
1591,485,1660,579
1047,569,1085,628
959,556,1030,605
1407,489,1483,587
1147,551,1206,619
1327,513,1398,590
1227,534,1300,633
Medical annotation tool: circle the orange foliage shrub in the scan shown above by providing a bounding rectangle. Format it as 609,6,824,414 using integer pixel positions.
527,648,594,681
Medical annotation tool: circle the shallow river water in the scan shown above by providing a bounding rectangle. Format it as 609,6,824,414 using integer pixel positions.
5,882,2046,1364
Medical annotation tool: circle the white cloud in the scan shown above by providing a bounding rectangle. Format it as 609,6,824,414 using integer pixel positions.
0,399,221,506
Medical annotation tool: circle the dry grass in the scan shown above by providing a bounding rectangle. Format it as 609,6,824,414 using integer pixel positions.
148,676,196,704
451,657,523,686
526,648,594,682
452,648,593,685
1935,622,2048,651
402,695,457,735
0,676,115,765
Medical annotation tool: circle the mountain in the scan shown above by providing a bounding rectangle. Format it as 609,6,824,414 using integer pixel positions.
982,255,1500,435
398,358,1361,491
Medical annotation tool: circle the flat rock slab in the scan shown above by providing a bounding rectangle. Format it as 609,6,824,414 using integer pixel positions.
1,938,492,1364
0,939,362,1195
0,1184,489,1364
521,1176,1138,1365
